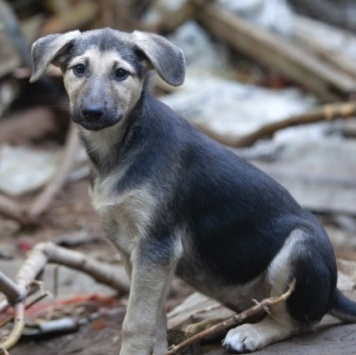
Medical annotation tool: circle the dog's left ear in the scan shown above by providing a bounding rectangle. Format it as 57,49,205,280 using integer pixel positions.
30,30,80,83
132,31,185,87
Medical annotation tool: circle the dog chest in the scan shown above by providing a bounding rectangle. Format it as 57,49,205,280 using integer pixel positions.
91,181,157,254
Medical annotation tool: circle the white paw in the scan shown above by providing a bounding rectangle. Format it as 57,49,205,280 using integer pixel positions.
223,323,269,353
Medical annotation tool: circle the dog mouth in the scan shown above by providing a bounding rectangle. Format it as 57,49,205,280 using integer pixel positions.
72,112,123,131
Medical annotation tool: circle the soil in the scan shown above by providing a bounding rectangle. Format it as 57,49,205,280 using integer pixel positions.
1,179,356,355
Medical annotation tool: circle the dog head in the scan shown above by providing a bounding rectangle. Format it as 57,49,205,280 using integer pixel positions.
30,28,185,131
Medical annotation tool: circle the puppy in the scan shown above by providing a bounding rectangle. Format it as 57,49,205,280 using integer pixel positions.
30,28,356,354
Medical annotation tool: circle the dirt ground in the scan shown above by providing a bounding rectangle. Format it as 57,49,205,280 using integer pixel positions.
2,178,356,355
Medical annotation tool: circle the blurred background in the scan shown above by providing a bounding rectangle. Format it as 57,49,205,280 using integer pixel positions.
1,0,356,354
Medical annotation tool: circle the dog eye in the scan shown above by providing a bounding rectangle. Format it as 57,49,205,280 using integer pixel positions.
115,68,129,80
73,64,86,76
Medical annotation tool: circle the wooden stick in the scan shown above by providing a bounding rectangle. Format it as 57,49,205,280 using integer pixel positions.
193,1,356,101
195,101,356,148
0,302,24,352
165,280,296,355
0,195,34,227
29,121,80,221
0,300,9,314
15,242,129,295
40,242,130,294
0,272,24,306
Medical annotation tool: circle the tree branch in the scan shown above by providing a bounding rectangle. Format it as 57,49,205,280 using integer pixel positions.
0,195,34,227
14,242,129,296
0,272,24,306
195,101,356,148
0,303,24,352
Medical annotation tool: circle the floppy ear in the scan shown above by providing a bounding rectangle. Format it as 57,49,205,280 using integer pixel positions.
30,30,80,83
132,31,185,87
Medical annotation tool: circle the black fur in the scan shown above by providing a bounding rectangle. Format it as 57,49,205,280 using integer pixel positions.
90,89,341,324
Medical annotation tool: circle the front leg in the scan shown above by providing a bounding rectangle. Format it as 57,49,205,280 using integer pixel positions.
120,239,179,355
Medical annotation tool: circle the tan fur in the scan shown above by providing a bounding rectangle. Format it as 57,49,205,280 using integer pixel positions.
120,238,183,354
267,229,305,297
63,48,143,123
101,188,157,251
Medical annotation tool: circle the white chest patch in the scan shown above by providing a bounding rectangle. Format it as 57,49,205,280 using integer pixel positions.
90,168,129,210
92,179,157,256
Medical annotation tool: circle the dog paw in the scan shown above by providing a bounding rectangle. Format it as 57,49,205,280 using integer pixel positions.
222,323,268,353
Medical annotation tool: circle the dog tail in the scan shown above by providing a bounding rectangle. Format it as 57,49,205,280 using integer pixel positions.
329,289,356,322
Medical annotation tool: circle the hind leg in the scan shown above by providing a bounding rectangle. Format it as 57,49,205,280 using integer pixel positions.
224,228,336,353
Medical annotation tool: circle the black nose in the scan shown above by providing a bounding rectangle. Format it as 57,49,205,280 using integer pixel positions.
82,105,105,122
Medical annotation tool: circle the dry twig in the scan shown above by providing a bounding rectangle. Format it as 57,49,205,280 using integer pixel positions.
195,101,356,148
0,195,34,227
165,279,296,355
0,122,82,226
0,303,24,352
0,272,24,306
17,242,129,295
29,122,80,221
